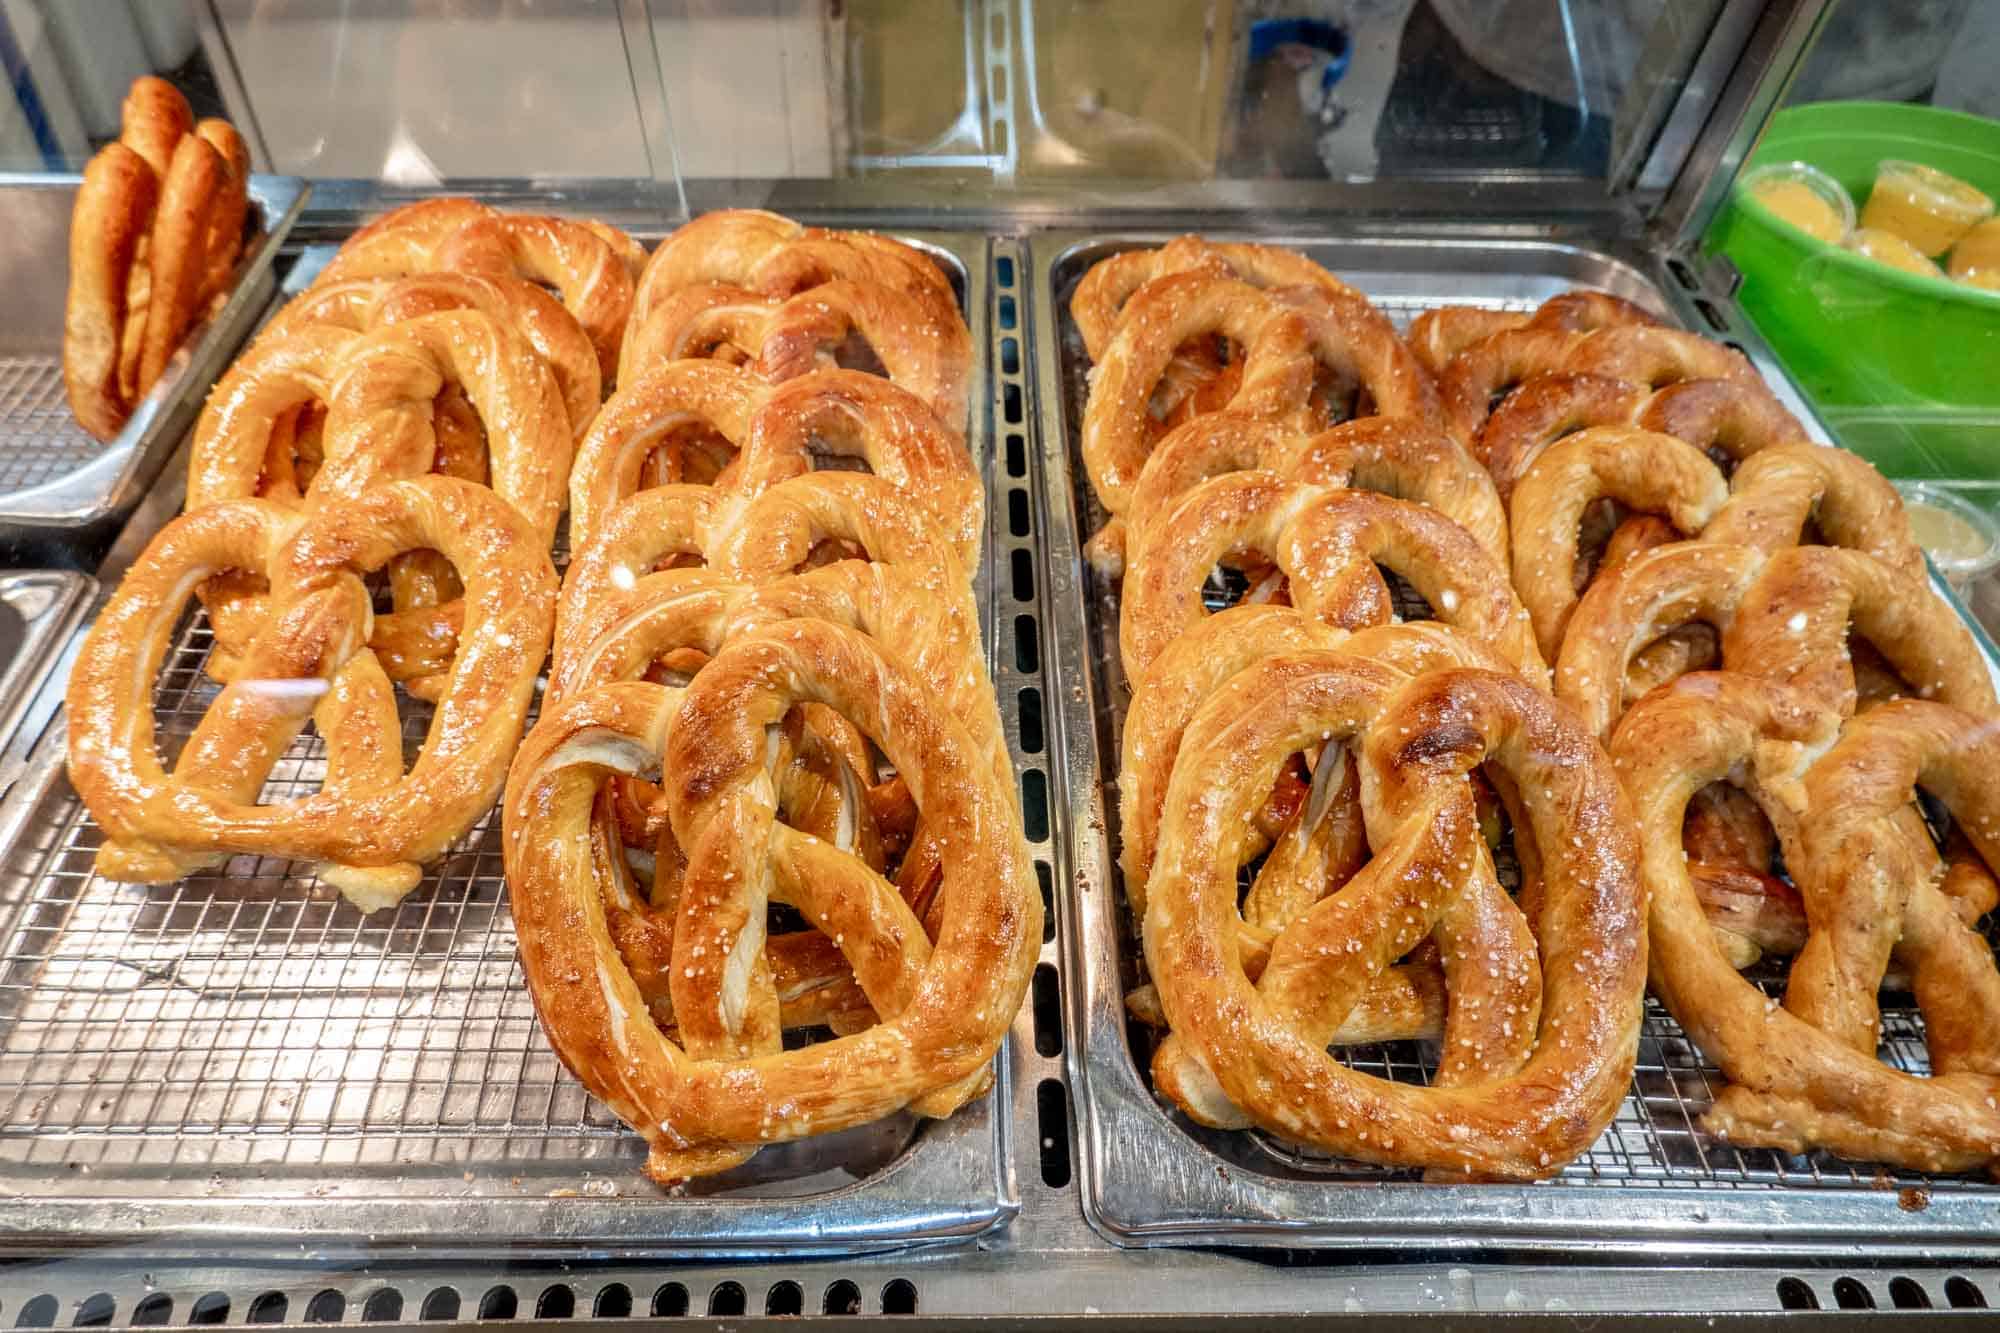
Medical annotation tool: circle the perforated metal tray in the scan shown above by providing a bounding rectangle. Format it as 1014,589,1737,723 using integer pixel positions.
1030,228,2000,1257
0,174,306,539
0,230,1040,1259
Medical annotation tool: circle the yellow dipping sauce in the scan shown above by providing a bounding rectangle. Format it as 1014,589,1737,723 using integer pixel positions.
1750,178,1847,243
1959,268,2000,293
1845,227,1942,278
1947,217,2000,280
1860,160,1995,257
1906,500,1992,564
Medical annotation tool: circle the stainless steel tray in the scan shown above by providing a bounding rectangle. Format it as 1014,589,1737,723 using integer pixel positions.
1030,228,2000,1257
0,174,306,540
0,230,1035,1259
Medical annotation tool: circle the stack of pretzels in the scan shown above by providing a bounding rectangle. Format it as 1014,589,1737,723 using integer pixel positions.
1081,233,2000,1181
1074,238,1648,1180
501,211,1036,1182
64,77,254,441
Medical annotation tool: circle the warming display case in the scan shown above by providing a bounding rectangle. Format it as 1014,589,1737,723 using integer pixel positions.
1,1,1998,1325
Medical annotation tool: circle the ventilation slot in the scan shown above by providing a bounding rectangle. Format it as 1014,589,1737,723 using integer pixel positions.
1033,961,1063,1055
247,1293,288,1325
1831,1277,1874,1310
1021,768,1049,842
129,1296,173,1329
1037,862,1055,942
71,1296,113,1329
882,1279,919,1315
305,1291,346,1324
15,1296,56,1329
1888,1277,1931,1309
1018,686,1045,754
477,1287,516,1320
1038,1077,1073,1187
763,1282,802,1316
651,1284,688,1318
591,1285,630,1318
705,1283,745,1317
1775,1278,1818,1310
420,1288,459,1322
362,1290,404,1323
535,1286,574,1320
1946,1276,1989,1308
822,1280,862,1316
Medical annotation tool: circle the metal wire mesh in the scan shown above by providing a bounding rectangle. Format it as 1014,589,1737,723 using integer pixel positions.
0,356,103,496
1059,277,1989,1197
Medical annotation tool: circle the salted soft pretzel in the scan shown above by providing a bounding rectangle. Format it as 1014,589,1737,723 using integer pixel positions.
1556,541,1995,742
557,469,975,684
317,197,641,381
1442,324,1757,448
1070,235,1366,362
630,210,957,365
1113,414,1505,577
66,477,555,909
1407,290,1660,378
1614,673,2000,1173
620,278,969,427
261,271,599,440
65,78,253,441
188,309,568,695
1142,652,1644,1179
1479,372,1807,491
503,618,1040,1181
570,360,978,569
1119,471,1545,686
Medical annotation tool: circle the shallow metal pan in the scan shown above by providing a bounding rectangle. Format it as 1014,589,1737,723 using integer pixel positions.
0,229,1027,1259
1030,227,2000,1258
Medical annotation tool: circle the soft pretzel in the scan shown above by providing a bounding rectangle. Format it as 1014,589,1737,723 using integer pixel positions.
1119,472,1544,686
1556,541,1996,741
1408,290,1661,378
1614,674,2000,1174
66,477,555,909
1070,235,1365,362
621,279,969,427
1144,654,1645,1178
317,197,640,382
64,78,254,441
1479,373,1808,494
503,618,1039,1181
569,361,978,569
1443,325,1757,447
630,210,957,365
1116,414,1505,576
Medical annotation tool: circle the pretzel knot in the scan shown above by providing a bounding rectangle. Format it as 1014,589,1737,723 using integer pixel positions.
317,198,639,382
620,279,970,430
503,619,1040,1182
1144,654,1646,1179
1613,674,2000,1174
65,477,556,911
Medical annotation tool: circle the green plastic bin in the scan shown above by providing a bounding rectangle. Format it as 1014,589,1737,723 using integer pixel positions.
1706,101,2000,480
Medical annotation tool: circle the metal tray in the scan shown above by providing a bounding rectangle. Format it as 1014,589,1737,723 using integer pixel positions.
0,230,1032,1259
1030,228,2000,1258
0,174,306,546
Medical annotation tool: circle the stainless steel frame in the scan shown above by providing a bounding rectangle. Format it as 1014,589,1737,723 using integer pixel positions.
0,229,1048,1260
1030,226,2000,1260
0,175,306,542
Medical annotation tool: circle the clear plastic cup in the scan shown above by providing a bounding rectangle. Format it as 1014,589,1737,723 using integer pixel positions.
1947,217,2000,281
1844,227,1942,279
1740,161,1854,245
1893,481,2000,593
1860,160,1995,258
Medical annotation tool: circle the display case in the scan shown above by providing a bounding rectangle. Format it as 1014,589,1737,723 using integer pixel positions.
1,1,1998,1324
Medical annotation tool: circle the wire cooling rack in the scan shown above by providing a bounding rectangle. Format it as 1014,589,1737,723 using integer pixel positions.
0,359,99,497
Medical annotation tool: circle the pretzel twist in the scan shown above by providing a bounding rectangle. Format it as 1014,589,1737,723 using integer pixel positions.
503,619,1039,1182
1145,655,1645,1179
1614,675,2000,1173
65,477,555,909
1407,290,1661,378
318,197,641,382
64,78,253,440
1119,472,1544,686
620,278,969,429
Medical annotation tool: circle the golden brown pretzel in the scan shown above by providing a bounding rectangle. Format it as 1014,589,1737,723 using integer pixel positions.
1070,235,1365,362
1442,325,1757,447
1116,414,1505,577
1555,541,1996,741
1118,472,1545,686
64,78,255,441
66,477,555,909
1408,290,1661,378
1479,373,1808,495
503,618,1040,1182
620,279,970,427
629,210,958,367
1143,655,1645,1178
569,361,978,570
317,197,641,382
1614,674,2000,1173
